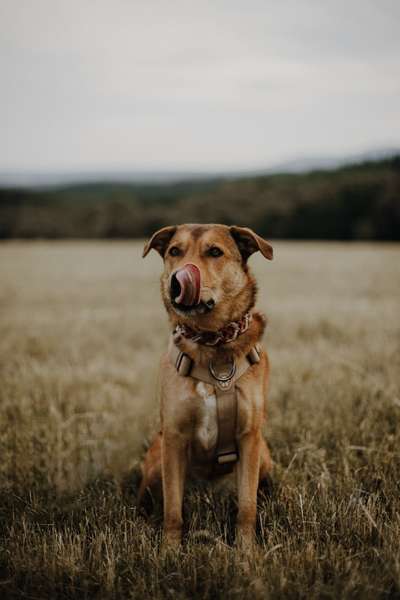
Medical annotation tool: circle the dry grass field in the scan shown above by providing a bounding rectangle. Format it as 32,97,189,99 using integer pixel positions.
1,240,399,599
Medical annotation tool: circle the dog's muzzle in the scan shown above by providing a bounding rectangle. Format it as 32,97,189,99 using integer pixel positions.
170,263,201,307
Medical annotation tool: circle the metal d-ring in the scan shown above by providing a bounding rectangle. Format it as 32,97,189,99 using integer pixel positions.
208,357,236,382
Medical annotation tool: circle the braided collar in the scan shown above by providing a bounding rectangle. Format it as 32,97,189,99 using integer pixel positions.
173,312,252,347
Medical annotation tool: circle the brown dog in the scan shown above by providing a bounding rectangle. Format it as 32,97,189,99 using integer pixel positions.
139,223,273,549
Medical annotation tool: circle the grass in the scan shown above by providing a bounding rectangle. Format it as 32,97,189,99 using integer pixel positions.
0,240,399,599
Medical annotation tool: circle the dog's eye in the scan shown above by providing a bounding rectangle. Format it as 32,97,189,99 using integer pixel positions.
169,246,181,257
207,246,224,258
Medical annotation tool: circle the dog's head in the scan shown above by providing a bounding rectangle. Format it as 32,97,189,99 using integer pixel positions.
143,224,273,329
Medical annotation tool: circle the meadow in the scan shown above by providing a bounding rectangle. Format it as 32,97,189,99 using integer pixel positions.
0,240,399,599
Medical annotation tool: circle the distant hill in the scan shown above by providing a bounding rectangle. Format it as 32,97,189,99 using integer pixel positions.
0,155,399,240
1,146,399,188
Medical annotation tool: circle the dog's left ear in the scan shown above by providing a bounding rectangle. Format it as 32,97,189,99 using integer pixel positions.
230,226,273,261
142,225,177,258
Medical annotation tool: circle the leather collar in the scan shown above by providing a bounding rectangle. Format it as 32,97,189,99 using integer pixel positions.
173,312,252,347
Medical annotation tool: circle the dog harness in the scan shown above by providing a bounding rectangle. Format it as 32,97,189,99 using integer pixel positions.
169,340,261,471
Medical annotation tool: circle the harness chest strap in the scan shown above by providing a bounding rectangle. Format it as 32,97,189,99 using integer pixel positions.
168,341,261,467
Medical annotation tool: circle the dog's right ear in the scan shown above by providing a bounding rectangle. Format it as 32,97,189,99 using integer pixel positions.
142,225,177,258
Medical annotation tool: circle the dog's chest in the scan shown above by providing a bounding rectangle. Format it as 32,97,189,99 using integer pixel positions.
195,382,218,452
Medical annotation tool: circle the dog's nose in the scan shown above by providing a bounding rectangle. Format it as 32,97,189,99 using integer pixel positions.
205,298,215,310
170,263,201,306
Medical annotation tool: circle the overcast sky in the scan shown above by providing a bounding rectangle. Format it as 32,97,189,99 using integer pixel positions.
1,0,399,173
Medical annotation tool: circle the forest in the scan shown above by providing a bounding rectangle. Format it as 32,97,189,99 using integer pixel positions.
0,156,399,240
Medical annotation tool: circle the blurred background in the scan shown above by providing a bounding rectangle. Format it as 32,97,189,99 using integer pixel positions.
0,0,399,240
1,5,400,595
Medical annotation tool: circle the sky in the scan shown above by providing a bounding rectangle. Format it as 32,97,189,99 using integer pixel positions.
1,0,399,174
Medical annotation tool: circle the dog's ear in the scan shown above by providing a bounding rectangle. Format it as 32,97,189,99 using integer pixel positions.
142,225,177,258
230,226,273,261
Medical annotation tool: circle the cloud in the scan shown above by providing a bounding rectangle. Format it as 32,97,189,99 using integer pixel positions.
1,0,399,171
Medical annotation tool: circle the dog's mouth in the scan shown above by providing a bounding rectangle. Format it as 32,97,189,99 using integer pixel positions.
169,264,209,312
169,263,215,316
171,264,200,305
171,298,215,316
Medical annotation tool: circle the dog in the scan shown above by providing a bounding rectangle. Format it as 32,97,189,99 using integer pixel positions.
138,223,273,549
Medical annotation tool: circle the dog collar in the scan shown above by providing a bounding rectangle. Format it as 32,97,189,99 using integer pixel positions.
173,312,252,347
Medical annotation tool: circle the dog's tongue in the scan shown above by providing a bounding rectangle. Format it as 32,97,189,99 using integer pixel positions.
174,263,201,306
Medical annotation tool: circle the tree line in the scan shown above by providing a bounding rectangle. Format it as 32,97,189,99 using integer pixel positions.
0,156,399,240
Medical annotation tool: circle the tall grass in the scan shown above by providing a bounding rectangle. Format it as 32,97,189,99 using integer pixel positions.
1,241,399,599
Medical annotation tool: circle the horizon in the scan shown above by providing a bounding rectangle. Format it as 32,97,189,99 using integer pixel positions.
0,145,399,188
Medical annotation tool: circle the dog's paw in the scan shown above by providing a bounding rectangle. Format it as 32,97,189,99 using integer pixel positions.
235,532,261,572
161,531,182,555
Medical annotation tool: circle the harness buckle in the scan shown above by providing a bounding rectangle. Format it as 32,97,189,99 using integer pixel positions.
217,450,239,465
247,345,261,365
175,352,193,377
208,357,236,382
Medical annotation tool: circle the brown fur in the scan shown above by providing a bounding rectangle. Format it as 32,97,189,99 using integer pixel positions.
140,224,273,549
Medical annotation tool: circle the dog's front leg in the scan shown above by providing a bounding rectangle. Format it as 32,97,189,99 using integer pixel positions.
236,430,262,550
161,431,187,547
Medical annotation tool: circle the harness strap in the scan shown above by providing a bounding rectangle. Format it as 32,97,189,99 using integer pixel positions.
215,387,238,468
169,341,261,470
